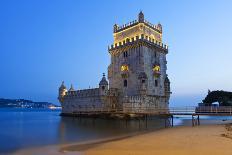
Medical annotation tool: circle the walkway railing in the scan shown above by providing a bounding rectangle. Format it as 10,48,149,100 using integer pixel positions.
71,106,232,115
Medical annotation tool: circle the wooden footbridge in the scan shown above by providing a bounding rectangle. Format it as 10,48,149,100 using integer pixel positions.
122,106,232,127
64,106,232,127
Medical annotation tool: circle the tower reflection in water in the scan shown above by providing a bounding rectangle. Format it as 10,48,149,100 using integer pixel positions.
58,116,171,144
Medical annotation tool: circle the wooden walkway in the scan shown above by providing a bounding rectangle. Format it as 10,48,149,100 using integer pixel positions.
71,106,232,115
67,106,232,127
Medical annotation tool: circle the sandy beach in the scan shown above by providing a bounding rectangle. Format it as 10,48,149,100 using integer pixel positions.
14,121,232,155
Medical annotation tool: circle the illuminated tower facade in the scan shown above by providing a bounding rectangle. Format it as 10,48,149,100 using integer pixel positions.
108,12,171,109
58,12,171,116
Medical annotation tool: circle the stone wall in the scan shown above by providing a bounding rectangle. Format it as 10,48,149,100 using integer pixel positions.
61,88,105,113
122,95,168,113
60,88,121,114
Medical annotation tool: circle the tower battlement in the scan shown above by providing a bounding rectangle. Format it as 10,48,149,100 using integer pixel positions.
113,12,163,45
114,20,162,33
108,34,168,52
114,11,162,34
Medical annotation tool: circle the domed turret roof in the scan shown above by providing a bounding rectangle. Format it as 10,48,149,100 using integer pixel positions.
69,84,75,91
59,81,66,90
165,76,170,83
138,11,144,22
99,73,108,86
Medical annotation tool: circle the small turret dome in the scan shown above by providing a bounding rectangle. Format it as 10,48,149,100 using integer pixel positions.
157,22,162,32
69,84,75,91
164,76,170,83
138,11,144,22
99,73,108,86
113,24,119,33
59,81,66,90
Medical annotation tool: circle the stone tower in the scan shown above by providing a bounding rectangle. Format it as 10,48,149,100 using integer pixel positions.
58,12,171,116
108,12,171,108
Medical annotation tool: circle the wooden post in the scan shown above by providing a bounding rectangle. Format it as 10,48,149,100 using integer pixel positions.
165,118,167,128
146,115,148,129
171,115,174,127
125,117,128,128
192,115,194,127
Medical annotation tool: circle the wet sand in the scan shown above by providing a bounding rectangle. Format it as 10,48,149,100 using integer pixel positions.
14,122,232,155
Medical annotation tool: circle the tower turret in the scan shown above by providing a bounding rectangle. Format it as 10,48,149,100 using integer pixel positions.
58,81,67,103
99,73,108,95
113,24,119,33
69,84,75,92
157,22,162,32
164,76,171,103
138,11,144,22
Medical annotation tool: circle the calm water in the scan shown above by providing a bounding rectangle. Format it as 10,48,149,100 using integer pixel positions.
0,108,173,154
0,108,231,154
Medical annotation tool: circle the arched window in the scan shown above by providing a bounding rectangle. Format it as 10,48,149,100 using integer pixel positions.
123,51,128,58
155,80,158,87
102,86,105,90
124,80,127,87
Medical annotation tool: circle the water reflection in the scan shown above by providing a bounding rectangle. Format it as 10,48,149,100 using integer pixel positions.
0,109,173,154
58,116,171,144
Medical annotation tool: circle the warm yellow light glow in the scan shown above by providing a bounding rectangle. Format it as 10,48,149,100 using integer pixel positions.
121,65,129,72
153,65,160,72
113,23,162,44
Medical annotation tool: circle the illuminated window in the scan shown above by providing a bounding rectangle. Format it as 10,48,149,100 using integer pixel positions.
153,65,160,72
121,65,129,72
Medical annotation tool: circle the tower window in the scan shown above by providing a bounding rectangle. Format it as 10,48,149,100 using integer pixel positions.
155,80,158,87
124,80,127,87
121,65,129,71
142,80,145,83
102,86,105,90
153,65,160,72
123,51,128,57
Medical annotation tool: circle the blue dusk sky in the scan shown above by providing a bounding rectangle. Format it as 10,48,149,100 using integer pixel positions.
0,0,232,106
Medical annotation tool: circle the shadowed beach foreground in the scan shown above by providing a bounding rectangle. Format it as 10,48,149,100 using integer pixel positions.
14,122,232,155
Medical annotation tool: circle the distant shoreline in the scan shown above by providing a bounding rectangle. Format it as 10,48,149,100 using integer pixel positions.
0,107,61,110
0,98,60,109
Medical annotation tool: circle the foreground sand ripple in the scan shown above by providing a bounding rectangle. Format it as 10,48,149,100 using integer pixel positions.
76,124,232,155
14,123,232,155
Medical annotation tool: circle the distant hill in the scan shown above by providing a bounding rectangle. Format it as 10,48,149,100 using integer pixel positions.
202,90,232,106
0,98,60,109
